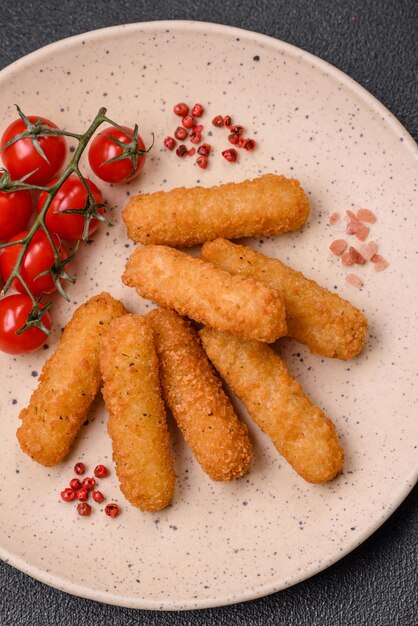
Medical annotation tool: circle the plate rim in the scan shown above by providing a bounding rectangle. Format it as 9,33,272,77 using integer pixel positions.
1,19,417,611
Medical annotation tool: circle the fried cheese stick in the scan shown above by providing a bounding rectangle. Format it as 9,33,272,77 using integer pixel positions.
100,314,175,511
201,239,367,359
199,328,344,483
123,245,287,343
17,293,126,466
147,308,253,481
122,173,310,247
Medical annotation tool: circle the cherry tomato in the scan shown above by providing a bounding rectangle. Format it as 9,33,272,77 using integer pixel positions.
0,188,33,241
1,116,67,185
37,174,104,241
88,125,147,183
0,294,51,354
0,230,68,297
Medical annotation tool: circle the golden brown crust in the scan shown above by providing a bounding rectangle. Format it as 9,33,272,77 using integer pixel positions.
201,239,367,359
100,314,175,511
147,308,253,481
123,244,287,343
122,173,310,247
199,328,344,484
16,293,127,467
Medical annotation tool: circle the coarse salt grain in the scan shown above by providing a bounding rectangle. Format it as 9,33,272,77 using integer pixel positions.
373,256,389,272
330,239,347,256
346,220,369,241
349,246,366,265
359,241,378,261
357,208,377,223
346,273,363,288
356,225,369,242
335,217,349,232
346,210,358,221
329,212,341,225
341,250,355,266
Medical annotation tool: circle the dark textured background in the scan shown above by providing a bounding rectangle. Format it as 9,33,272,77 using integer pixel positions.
0,1,417,624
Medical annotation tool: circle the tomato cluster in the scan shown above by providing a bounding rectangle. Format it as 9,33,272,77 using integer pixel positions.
0,114,148,354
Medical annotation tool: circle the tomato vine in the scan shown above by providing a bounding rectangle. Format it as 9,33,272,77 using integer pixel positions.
0,105,148,336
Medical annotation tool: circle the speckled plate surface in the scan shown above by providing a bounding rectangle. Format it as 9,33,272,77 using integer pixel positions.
0,21,417,611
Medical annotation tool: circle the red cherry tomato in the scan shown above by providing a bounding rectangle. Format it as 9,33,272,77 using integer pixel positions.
0,294,51,354
88,125,147,183
1,116,66,185
0,230,68,297
37,174,104,241
0,188,33,241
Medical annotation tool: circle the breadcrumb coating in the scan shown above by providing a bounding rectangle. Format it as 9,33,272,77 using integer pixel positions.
202,239,367,359
148,308,253,481
100,314,175,511
122,173,310,247
200,328,344,484
17,292,126,467
123,244,287,343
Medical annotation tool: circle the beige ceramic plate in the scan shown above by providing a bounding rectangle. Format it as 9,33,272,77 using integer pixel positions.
0,21,417,611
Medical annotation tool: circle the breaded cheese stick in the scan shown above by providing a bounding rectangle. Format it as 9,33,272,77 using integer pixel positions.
17,293,126,466
199,328,344,483
100,314,175,511
202,239,367,359
147,308,253,481
122,173,310,247
123,245,287,343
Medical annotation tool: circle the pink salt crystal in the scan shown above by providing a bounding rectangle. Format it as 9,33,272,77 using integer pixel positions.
342,250,355,266
355,223,369,241
357,208,377,223
373,257,389,272
335,217,349,232
360,241,378,261
330,239,347,256
346,273,363,288
346,210,358,220
329,212,340,225
349,246,366,265
347,220,369,241
346,220,363,235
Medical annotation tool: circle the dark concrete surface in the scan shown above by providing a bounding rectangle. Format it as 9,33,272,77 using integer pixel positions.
0,1,417,624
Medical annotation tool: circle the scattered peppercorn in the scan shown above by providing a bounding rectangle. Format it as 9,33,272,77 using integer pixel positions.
176,144,188,157
77,503,92,516
197,143,211,156
190,132,201,144
173,102,189,116
61,488,76,502
241,138,256,151
92,490,105,503
228,133,240,145
163,136,176,150
74,462,85,476
81,477,96,491
212,115,224,127
105,503,120,518
174,126,187,140
94,464,109,479
77,488,89,502
182,115,195,129
69,478,82,491
222,148,238,162
196,155,208,169
230,125,244,136
192,103,204,117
